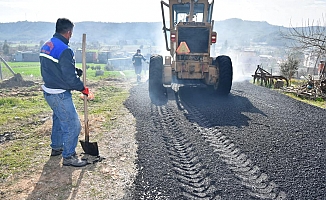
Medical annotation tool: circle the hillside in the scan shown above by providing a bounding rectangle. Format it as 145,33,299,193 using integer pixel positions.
0,18,290,47
216,18,289,47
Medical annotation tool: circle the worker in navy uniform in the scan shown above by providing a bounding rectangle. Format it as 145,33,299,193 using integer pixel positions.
40,18,90,167
132,49,147,82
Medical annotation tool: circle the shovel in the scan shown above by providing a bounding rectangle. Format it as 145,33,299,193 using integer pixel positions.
79,33,99,156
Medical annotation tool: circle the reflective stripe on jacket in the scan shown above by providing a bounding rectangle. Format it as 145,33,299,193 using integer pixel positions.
40,33,84,91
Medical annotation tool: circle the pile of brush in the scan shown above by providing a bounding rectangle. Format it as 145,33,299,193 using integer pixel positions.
283,74,326,100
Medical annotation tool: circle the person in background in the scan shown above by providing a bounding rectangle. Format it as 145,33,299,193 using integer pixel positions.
132,49,147,82
318,60,325,78
39,18,90,167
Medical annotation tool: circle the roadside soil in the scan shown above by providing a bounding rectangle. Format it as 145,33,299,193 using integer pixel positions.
0,75,138,200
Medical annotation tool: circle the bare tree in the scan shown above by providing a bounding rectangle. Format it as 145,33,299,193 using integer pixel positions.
280,16,326,73
282,16,326,51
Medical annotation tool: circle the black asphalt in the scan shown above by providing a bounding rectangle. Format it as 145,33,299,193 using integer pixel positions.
124,81,325,200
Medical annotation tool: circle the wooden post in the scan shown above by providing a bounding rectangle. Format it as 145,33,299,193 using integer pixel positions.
0,56,15,75
82,33,89,142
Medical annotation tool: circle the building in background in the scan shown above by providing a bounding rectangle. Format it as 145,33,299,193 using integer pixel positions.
14,51,39,62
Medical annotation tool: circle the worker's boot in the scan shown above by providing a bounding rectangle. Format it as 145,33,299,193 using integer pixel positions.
51,148,63,156
137,74,141,82
63,154,88,167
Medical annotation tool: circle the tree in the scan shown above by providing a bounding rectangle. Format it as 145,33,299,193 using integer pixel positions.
280,18,326,70
280,55,299,83
282,18,326,50
2,40,9,55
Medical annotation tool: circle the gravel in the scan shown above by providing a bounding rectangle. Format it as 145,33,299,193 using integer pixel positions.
124,80,325,200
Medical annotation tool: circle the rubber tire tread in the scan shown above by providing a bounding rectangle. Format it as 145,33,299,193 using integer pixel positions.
148,55,166,104
215,55,233,95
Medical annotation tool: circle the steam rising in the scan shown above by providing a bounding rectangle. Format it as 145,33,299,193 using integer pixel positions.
227,50,259,83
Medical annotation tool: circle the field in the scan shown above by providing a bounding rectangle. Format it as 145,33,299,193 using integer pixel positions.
0,61,138,128
0,61,135,81
0,63,141,199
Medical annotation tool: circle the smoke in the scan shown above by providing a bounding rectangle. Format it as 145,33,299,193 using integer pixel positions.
231,56,256,83
226,50,259,83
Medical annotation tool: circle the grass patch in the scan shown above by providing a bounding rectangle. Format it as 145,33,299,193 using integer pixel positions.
252,79,326,109
0,97,20,106
73,84,129,131
289,79,306,86
2,62,134,80
0,95,48,126
0,77,131,182
3,62,41,78
0,134,48,179
0,62,134,185
83,69,134,81
283,92,326,109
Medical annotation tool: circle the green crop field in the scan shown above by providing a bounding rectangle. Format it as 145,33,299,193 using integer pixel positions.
0,62,135,80
0,61,136,127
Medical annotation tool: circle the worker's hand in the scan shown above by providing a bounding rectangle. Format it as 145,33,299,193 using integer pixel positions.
76,68,83,77
81,87,89,96
80,89,95,100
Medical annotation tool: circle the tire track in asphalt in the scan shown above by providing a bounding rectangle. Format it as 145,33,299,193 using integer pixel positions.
178,94,287,200
126,82,324,199
151,102,222,200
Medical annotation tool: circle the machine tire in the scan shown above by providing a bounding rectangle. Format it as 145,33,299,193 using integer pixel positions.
149,55,166,104
214,55,233,95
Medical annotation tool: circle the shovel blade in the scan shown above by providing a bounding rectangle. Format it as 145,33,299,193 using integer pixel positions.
80,140,99,156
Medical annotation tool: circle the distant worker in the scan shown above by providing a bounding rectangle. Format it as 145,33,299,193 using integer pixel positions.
318,60,325,77
132,49,147,82
39,18,90,167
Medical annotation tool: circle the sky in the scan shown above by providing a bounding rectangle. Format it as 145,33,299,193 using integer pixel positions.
0,0,325,27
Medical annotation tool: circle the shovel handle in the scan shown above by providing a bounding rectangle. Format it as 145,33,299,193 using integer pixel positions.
82,33,89,142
